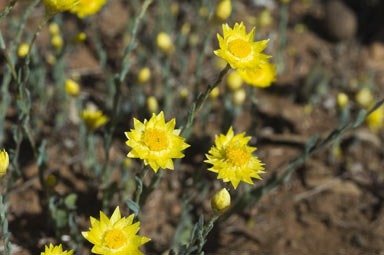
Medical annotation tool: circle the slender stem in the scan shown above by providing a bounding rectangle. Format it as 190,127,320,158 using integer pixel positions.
101,0,153,191
134,165,149,205
0,0,18,23
0,195,11,255
139,169,163,206
181,64,230,138
196,215,219,255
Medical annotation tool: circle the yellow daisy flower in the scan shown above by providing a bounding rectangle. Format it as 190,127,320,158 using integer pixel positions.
43,0,79,15
125,112,190,172
82,207,150,255
238,62,276,88
81,109,108,132
71,0,107,18
41,244,73,255
214,22,270,70
205,127,265,189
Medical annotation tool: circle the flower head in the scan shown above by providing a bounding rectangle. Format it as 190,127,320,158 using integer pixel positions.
41,244,73,255
70,0,106,18
214,22,270,70
82,207,150,255
211,188,231,215
125,112,190,172
43,0,79,15
238,62,276,88
81,109,108,132
0,149,9,177
205,127,264,189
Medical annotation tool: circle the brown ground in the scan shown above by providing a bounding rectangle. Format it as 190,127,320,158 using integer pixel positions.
1,0,384,254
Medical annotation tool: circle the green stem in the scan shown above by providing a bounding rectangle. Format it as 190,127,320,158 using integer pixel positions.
181,64,230,138
139,169,164,206
196,215,219,255
134,165,149,205
0,195,11,255
0,0,18,23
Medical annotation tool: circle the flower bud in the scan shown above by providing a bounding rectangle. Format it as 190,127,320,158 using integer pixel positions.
337,93,348,109
65,79,80,97
233,88,246,106
211,188,231,215
137,67,151,84
49,22,60,35
51,34,63,50
209,87,220,100
227,72,243,91
147,96,159,114
215,0,232,21
0,149,9,177
18,43,30,58
356,88,373,108
157,32,173,54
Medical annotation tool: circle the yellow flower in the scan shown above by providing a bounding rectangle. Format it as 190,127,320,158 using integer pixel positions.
211,188,231,215
41,244,73,255
238,62,276,88
214,22,270,70
82,207,150,255
0,149,9,176
43,0,79,15
17,43,30,58
81,109,108,131
366,106,383,132
137,67,151,84
70,0,106,18
157,32,173,54
205,127,264,189
125,112,190,172
226,71,243,91
215,0,231,21
65,79,80,96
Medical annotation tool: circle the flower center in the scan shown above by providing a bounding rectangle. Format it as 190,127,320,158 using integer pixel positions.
226,147,251,167
228,39,251,58
104,229,126,249
144,129,169,151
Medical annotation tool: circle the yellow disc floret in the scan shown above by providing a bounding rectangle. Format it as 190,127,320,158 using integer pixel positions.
125,112,190,172
205,127,265,189
214,22,270,70
82,206,150,255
